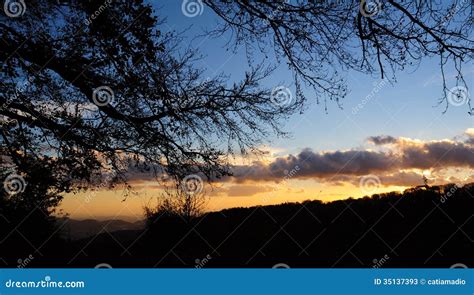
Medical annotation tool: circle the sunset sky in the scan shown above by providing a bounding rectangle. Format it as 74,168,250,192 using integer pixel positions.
59,1,473,221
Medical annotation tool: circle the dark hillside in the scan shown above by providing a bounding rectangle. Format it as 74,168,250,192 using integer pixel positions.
1,183,472,268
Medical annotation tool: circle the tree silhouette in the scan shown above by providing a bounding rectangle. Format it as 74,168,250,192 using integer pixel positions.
1,0,473,209
0,153,66,259
1,0,297,196
145,186,207,224
52,182,472,268
205,0,473,112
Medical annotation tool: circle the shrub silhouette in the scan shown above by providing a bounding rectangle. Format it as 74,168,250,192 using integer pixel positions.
1,183,472,268
135,183,473,267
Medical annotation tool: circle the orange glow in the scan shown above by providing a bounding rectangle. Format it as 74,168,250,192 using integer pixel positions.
59,179,409,221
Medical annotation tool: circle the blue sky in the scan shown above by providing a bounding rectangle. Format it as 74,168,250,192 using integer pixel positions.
59,1,474,220
150,0,473,156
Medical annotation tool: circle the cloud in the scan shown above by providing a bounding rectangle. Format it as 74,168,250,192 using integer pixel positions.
230,148,398,181
399,140,474,169
227,130,474,187
379,171,426,187
225,185,274,197
367,135,398,145
271,148,395,176
121,129,474,189
465,128,474,144
327,171,426,188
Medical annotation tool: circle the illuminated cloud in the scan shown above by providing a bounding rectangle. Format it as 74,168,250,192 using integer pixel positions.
224,185,274,197
122,129,474,189
232,149,395,180
227,129,474,187
367,135,398,145
465,128,474,144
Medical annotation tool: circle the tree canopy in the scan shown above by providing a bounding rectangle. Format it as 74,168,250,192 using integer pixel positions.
1,0,472,200
205,0,473,111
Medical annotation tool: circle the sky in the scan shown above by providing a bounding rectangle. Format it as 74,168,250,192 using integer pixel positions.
58,0,473,221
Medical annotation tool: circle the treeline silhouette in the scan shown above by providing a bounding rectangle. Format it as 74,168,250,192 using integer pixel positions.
1,183,473,268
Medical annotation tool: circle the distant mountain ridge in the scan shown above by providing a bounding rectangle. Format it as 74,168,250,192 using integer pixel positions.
1,182,472,267
57,218,145,240
57,182,473,240
55,182,473,268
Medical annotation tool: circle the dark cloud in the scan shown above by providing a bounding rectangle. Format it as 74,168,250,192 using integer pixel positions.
230,149,396,182
400,141,474,169
122,130,474,189
228,136,474,186
367,135,398,145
